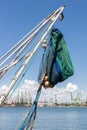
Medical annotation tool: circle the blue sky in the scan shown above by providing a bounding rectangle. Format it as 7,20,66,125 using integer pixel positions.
0,0,87,91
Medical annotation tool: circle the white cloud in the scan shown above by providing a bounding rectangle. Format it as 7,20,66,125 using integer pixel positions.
0,85,8,94
65,82,78,93
0,80,86,104
24,79,38,87
1,85,8,91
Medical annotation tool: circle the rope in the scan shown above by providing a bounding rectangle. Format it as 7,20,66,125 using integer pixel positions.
16,82,43,130
0,14,51,62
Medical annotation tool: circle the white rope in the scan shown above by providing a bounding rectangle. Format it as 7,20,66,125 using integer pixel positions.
0,24,49,73
0,16,49,62
0,52,31,73
0,8,56,63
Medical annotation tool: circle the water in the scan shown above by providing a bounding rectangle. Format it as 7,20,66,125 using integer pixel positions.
0,107,87,130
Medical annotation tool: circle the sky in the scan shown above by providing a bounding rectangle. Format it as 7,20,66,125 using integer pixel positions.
0,0,87,91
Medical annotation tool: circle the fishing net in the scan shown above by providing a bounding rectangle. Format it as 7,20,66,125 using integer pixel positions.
38,28,74,86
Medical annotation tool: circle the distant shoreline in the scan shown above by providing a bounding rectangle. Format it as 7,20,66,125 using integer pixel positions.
1,104,87,108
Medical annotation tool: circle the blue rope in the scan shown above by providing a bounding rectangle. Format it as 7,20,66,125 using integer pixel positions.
16,84,42,130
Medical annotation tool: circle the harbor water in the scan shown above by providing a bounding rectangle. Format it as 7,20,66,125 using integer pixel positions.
0,107,87,130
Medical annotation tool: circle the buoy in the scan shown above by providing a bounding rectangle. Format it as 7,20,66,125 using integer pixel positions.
44,76,48,81
42,40,47,48
44,81,50,87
